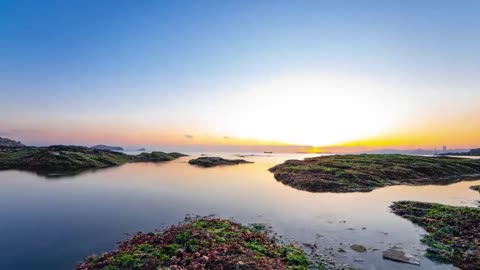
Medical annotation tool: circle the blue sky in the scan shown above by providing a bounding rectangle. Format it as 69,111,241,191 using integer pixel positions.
1,1,479,148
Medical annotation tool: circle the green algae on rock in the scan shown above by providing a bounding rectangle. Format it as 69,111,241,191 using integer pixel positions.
391,201,480,270
0,145,187,176
77,218,319,270
188,157,253,168
269,154,480,192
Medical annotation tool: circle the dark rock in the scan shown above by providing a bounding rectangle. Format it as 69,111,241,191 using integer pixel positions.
188,157,253,168
382,248,420,265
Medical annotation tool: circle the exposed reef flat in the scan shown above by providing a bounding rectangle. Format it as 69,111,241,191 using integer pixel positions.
188,157,253,168
391,201,480,269
269,154,480,192
0,145,187,176
77,218,322,270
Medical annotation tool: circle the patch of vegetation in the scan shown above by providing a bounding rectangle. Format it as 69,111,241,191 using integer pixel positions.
0,145,187,176
350,244,366,253
391,201,480,269
188,157,253,167
77,218,320,270
269,154,480,192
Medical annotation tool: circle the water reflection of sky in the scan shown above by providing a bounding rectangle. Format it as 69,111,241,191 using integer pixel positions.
0,153,478,270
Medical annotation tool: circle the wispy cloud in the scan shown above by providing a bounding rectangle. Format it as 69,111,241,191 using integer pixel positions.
184,134,194,139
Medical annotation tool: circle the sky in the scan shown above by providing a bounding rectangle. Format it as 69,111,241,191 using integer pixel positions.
0,0,479,152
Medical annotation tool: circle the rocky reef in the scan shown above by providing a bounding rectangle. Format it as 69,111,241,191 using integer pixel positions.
391,201,480,270
0,145,187,176
269,154,480,192
188,157,253,168
77,218,322,270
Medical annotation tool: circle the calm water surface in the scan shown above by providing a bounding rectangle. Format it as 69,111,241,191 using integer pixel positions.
0,153,479,270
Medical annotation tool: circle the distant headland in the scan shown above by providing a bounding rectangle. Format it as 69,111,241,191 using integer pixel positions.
0,137,25,148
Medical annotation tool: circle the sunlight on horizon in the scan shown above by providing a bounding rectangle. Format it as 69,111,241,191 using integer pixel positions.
216,73,410,146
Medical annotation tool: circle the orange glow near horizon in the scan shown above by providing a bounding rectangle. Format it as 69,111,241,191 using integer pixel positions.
3,74,479,152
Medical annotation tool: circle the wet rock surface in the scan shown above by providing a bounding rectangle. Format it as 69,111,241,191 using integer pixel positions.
382,248,420,265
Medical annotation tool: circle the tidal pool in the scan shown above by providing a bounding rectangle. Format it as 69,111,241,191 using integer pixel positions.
0,153,478,270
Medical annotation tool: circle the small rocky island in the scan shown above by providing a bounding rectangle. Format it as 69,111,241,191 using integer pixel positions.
90,144,124,151
188,157,253,167
77,218,319,270
269,154,480,192
391,201,480,269
0,145,187,176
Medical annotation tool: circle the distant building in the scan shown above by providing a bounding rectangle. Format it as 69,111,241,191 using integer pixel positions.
442,146,447,152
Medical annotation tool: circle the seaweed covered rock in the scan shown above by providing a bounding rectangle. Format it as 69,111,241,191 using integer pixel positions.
269,154,480,192
189,157,253,168
77,218,315,270
391,201,480,270
132,152,188,162
0,146,187,176
0,145,130,174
